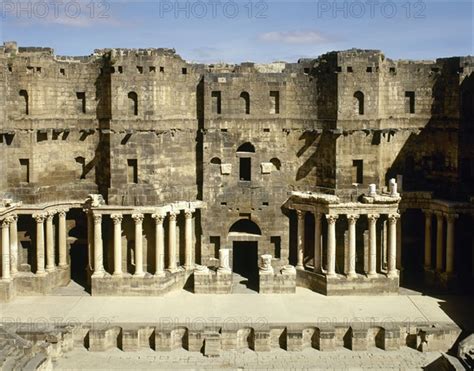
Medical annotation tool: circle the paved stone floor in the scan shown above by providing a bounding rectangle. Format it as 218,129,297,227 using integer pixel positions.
53,347,443,370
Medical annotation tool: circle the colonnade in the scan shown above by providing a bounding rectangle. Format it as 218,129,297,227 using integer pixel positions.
0,209,68,281
423,210,458,274
295,210,400,278
89,208,196,278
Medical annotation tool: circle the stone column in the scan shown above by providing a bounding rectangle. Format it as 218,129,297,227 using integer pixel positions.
132,213,145,277
346,214,359,279
387,213,399,278
435,212,444,271
367,214,379,278
218,248,231,273
326,214,338,277
314,212,322,273
296,210,305,269
446,214,457,274
33,213,47,276
86,210,93,272
92,214,105,277
45,211,56,272
184,209,194,269
168,212,177,271
1,218,11,281
424,211,432,269
58,210,68,268
111,214,123,276
9,215,18,275
152,213,165,276
396,215,402,270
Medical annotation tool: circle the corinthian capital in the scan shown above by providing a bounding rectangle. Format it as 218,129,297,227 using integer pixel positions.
367,214,379,222
132,213,144,223
33,213,47,223
111,214,123,225
325,214,339,224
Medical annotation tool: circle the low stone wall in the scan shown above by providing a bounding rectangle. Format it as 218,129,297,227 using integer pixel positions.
259,268,296,294
53,321,461,354
91,270,190,296
297,270,399,296
0,267,70,302
194,268,232,294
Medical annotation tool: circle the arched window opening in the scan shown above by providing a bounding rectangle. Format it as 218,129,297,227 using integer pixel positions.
229,219,261,235
237,142,255,153
354,91,364,115
270,158,281,171
128,91,138,116
19,90,29,115
210,157,221,165
240,91,250,114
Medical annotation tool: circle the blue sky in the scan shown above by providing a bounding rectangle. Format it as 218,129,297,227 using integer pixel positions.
1,0,472,63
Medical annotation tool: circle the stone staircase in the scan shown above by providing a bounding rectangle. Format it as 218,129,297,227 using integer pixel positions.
0,325,75,370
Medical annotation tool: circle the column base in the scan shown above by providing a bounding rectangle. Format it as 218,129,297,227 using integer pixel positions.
58,263,69,269
296,264,304,270
1,277,12,283
367,273,378,279
346,273,357,280
167,267,180,274
326,273,337,278
133,272,146,278
112,272,123,277
387,271,398,279
36,271,47,277
184,264,195,271
154,272,166,278
46,267,56,273
217,267,231,274
92,271,105,278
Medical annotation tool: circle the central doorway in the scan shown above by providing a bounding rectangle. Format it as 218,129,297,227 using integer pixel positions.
232,241,259,292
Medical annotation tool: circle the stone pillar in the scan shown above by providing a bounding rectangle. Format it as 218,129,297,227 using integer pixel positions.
92,214,105,277
86,210,93,272
111,214,123,276
435,212,444,271
45,211,56,273
296,210,305,269
58,210,68,268
367,214,379,277
326,214,338,277
387,213,399,278
152,213,165,277
168,212,177,271
218,248,231,273
184,209,194,269
314,212,322,273
396,215,402,270
1,218,11,281
446,214,457,274
9,215,18,275
132,214,145,277
33,214,47,276
424,211,432,269
346,214,359,279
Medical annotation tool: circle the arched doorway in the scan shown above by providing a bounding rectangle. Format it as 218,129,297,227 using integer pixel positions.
228,219,261,292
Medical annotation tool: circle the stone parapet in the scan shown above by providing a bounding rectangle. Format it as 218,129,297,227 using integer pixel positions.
193,268,232,294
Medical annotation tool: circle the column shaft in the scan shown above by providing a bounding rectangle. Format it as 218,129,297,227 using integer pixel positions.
184,210,193,269
424,211,432,268
326,214,338,276
34,214,46,276
313,212,322,273
387,213,399,277
396,216,402,270
92,214,104,277
133,214,145,277
9,216,18,275
86,211,93,272
347,215,358,278
1,219,11,281
111,214,123,276
45,212,56,272
168,212,177,270
58,210,68,267
152,214,165,276
368,214,379,277
436,213,444,271
296,210,305,269
446,214,456,274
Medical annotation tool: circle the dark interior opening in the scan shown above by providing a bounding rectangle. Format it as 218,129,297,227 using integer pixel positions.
233,241,258,292
240,157,251,181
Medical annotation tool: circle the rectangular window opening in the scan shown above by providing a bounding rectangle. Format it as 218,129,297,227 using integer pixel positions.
271,236,281,259
76,92,86,113
137,66,143,74
210,236,221,259
182,67,187,75
239,157,251,181
405,91,415,114
159,66,165,73
352,159,363,184
347,66,353,73
270,91,280,114
127,159,138,184
366,67,373,72
59,68,65,75
211,91,222,114
149,66,156,73
19,159,30,183
118,66,123,74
